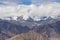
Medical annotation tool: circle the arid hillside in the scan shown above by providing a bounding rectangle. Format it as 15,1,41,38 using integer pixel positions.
7,31,47,40
7,31,60,40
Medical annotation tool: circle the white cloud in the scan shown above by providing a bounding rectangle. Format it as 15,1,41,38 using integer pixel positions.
0,5,31,20
0,2,60,20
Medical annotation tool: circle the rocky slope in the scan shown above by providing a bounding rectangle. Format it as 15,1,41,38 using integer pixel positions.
0,17,60,40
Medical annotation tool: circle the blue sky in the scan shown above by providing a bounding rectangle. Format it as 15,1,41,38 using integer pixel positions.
0,0,60,5
17,0,31,5
0,0,31,5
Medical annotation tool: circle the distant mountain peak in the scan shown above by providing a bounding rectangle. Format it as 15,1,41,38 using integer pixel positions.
0,15,60,22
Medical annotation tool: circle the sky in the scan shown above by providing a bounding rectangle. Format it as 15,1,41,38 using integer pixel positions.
0,0,60,5
0,0,60,20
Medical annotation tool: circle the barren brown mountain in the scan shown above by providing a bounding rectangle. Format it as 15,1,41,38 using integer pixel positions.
7,31,46,40
7,31,60,40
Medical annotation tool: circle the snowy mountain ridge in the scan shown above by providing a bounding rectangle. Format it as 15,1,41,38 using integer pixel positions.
1,15,60,21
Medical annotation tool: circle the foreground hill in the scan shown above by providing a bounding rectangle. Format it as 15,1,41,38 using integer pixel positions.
7,31,60,40
7,31,46,40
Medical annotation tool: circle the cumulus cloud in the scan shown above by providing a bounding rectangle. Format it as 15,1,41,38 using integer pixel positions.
0,2,60,20
0,5,31,20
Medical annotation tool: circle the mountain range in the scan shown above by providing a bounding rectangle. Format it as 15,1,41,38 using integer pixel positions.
0,16,60,40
